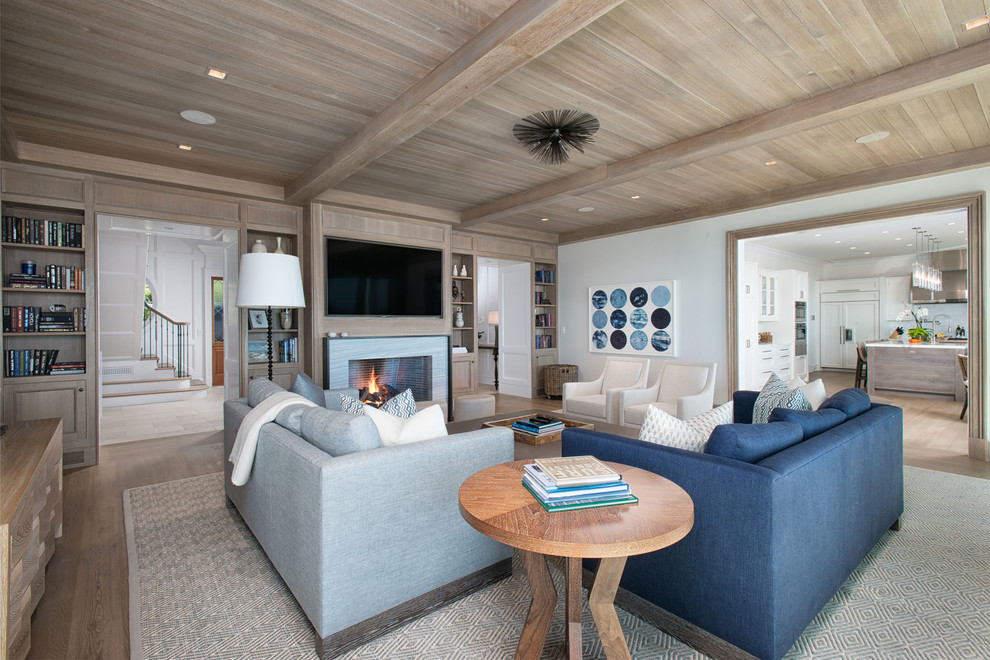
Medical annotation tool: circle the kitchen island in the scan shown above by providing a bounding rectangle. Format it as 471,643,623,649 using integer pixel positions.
866,341,967,401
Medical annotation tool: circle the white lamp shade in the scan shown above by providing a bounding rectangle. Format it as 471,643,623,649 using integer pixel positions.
235,253,306,308
488,310,499,325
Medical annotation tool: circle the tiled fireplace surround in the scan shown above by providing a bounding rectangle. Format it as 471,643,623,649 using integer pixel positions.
323,335,452,417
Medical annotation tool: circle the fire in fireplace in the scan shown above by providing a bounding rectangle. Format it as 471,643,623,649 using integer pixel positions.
348,357,431,406
359,367,403,407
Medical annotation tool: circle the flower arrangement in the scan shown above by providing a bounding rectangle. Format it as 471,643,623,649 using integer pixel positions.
896,306,930,341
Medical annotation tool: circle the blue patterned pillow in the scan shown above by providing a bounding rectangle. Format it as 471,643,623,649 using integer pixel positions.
339,393,365,414
753,373,811,424
339,388,417,419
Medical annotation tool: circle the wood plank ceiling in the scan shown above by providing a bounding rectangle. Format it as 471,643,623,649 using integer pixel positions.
2,0,989,243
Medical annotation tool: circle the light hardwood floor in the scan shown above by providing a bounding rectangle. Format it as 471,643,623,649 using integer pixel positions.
29,382,988,659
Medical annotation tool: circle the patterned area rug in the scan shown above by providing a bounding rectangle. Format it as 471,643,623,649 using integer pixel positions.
124,467,990,659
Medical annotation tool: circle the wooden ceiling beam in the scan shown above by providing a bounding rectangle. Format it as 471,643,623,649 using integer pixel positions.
283,0,625,205
460,40,990,228
559,145,990,244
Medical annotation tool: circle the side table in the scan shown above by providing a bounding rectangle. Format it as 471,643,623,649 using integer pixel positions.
458,460,694,659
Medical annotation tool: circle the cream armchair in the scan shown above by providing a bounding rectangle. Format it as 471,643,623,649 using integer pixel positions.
562,357,650,424
619,361,717,428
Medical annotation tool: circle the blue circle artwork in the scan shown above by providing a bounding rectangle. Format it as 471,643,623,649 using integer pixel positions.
592,330,608,349
629,330,648,350
591,289,608,309
592,310,608,329
610,330,627,350
629,308,648,329
610,288,627,308
651,307,671,329
629,287,648,307
651,330,671,352
651,285,672,307
610,309,627,329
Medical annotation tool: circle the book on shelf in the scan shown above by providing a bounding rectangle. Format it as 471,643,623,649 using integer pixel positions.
521,480,637,512
2,216,83,248
533,455,621,487
4,349,60,377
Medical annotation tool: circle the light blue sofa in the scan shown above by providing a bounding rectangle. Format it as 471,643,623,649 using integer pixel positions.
562,387,903,660
223,380,514,658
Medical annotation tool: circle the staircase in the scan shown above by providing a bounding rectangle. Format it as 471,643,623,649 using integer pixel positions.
101,304,208,407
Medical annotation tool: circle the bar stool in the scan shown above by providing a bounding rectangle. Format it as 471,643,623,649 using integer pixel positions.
854,341,868,391
958,354,969,420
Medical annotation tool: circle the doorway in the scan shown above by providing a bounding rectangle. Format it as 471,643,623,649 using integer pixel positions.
727,193,986,461
477,258,532,397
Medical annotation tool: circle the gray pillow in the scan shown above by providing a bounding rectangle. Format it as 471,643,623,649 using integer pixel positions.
299,407,382,457
289,373,325,407
247,378,286,407
274,404,312,435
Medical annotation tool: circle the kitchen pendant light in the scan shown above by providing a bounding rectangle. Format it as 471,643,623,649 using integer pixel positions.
911,228,942,292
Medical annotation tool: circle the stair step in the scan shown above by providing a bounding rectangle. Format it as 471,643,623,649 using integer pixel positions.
101,377,186,386
103,383,209,398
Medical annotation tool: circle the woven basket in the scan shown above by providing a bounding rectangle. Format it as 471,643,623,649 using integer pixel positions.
543,364,578,397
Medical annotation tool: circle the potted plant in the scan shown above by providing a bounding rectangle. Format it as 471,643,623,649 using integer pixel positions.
907,326,929,343
897,306,930,343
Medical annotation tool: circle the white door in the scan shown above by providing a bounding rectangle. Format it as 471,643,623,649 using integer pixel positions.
842,301,879,368
820,302,844,368
497,262,532,397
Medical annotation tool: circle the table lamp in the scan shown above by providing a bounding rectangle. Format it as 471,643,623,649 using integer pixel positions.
235,252,306,380
488,310,499,390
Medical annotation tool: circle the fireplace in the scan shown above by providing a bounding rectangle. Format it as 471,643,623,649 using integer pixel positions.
324,335,451,417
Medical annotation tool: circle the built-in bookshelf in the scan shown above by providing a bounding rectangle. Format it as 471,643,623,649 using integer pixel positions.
1,201,96,467
451,248,478,394
534,262,556,351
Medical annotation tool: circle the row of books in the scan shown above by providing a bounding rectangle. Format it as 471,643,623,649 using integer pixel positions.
2,350,86,377
277,338,298,363
535,334,553,349
511,415,564,438
2,216,84,248
522,456,637,512
3,306,85,332
534,291,552,305
534,269,555,283
535,313,553,327
6,266,85,290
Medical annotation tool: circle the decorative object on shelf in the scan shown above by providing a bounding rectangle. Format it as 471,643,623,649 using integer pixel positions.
279,308,292,329
759,331,773,344
236,253,306,380
250,239,267,253
488,310,500,390
896,306,930,343
588,280,677,356
453,265,459,277
455,306,464,327
460,289,466,301
274,237,284,254
513,109,600,165
451,280,459,300
460,265,467,277
911,227,942,291
21,260,35,275
247,309,268,329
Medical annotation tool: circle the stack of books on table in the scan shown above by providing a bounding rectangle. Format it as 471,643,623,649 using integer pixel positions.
511,415,565,438
522,455,638,512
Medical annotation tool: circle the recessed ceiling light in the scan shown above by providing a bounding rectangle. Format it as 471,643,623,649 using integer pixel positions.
850,246,857,250
540,217,550,222
881,230,889,234
206,68,227,80
895,237,902,241
855,131,890,144
865,251,871,255
630,195,640,199
814,233,822,237
177,144,192,151
180,109,216,125
577,206,595,213
947,222,956,226
906,243,913,247
834,240,841,244
964,14,990,30
765,160,777,166
957,230,965,234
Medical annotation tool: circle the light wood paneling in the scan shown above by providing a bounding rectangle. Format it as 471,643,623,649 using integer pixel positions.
93,181,241,226
0,168,84,204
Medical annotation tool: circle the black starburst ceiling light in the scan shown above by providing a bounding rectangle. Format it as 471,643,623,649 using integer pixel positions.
512,109,600,165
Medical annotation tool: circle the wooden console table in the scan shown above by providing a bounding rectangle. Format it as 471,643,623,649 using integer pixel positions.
1,418,63,660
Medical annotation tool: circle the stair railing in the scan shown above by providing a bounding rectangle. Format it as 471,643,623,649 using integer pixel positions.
142,303,191,378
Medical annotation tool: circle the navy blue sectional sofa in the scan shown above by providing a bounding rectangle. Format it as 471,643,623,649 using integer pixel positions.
561,388,903,660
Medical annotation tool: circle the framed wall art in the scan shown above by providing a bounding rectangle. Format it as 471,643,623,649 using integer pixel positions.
588,281,675,356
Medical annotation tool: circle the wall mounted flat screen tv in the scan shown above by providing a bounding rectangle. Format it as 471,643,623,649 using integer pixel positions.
325,238,443,317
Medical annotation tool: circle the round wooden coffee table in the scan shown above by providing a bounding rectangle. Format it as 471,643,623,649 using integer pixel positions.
458,460,694,660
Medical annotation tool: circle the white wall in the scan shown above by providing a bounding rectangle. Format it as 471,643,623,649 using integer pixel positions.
558,166,990,406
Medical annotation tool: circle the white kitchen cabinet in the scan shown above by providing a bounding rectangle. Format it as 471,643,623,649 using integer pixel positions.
759,270,777,320
820,300,879,369
883,276,912,320
793,355,809,380
820,278,881,295
792,271,809,301
755,342,793,386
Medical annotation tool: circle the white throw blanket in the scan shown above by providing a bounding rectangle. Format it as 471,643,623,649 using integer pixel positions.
229,392,319,486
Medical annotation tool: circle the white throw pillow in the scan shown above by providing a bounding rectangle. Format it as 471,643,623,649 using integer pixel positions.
363,403,448,447
787,377,828,410
754,373,811,424
637,401,733,452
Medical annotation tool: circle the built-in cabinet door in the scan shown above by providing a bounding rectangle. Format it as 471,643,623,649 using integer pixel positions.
820,302,845,368
451,354,477,395
3,379,87,446
759,270,777,320
820,300,879,369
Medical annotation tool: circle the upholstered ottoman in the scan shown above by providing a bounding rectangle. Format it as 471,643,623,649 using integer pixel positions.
454,393,496,421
